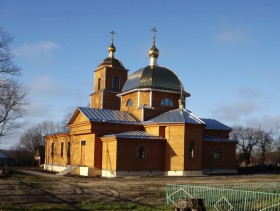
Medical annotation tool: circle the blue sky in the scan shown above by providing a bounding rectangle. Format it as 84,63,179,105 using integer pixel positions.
1,1,280,149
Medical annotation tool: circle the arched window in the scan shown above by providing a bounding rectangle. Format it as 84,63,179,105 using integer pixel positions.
126,99,133,107
160,98,174,107
137,146,145,159
214,148,221,159
189,141,195,159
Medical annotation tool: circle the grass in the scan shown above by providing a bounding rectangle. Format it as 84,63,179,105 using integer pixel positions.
12,171,53,189
76,201,168,210
0,202,170,210
0,171,172,210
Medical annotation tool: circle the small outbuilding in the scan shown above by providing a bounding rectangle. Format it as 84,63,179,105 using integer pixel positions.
34,146,45,166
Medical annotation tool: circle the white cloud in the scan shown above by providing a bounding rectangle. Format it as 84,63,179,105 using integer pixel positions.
212,100,258,122
236,87,261,98
25,100,53,120
26,75,89,119
215,29,247,43
29,75,60,95
211,86,265,123
244,115,280,132
13,41,59,57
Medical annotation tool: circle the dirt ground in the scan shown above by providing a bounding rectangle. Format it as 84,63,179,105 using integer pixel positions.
1,168,280,210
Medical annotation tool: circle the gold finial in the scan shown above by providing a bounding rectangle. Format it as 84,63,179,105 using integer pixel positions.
179,81,185,109
108,31,116,58
110,31,116,43
151,27,157,44
149,27,159,66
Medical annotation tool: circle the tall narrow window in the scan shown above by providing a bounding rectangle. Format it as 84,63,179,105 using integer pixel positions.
81,140,86,166
214,148,221,159
189,141,195,159
67,141,71,159
137,146,145,159
160,98,174,107
126,99,133,107
51,143,54,158
60,142,64,157
97,78,101,90
112,77,120,90
159,126,166,138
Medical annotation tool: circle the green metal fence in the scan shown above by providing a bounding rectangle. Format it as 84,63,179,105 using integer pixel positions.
166,184,280,210
182,181,280,194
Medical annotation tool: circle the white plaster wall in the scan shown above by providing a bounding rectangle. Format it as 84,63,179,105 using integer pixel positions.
101,170,163,178
44,164,66,172
79,166,89,176
164,171,203,176
101,170,116,178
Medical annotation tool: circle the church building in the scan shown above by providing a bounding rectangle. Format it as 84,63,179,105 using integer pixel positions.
44,29,237,177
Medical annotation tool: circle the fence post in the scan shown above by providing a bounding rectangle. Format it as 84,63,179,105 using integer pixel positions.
244,192,247,211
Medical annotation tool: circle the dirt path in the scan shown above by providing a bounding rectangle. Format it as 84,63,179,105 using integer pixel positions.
1,168,280,209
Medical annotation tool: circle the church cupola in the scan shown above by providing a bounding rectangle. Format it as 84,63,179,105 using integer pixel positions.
97,31,125,69
120,28,190,121
149,27,159,66
90,31,128,110
108,31,116,58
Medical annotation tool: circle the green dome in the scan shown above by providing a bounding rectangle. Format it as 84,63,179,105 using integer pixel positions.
122,65,190,96
98,57,125,69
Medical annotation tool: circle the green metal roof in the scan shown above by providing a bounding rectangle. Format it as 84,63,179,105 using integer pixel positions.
98,57,125,69
145,108,204,125
122,65,190,96
68,107,140,125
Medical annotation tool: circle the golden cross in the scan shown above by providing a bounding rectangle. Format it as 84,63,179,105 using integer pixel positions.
151,27,157,43
110,31,116,43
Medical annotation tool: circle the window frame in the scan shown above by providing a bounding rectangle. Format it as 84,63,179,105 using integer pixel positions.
160,98,174,107
112,76,120,90
189,141,195,159
136,145,146,159
67,141,71,159
97,78,101,90
214,148,221,159
126,99,133,107
159,126,166,138
60,142,64,157
51,143,54,158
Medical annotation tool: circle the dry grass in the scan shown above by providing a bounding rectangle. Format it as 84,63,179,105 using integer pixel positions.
1,169,280,210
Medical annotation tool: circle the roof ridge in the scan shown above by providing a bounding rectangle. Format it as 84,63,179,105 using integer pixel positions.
145,108,204,125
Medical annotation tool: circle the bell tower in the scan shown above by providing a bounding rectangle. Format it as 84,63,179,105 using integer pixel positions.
90,31,128,110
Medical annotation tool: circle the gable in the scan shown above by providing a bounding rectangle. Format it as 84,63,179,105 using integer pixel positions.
68,108,90,126
72,111,89,124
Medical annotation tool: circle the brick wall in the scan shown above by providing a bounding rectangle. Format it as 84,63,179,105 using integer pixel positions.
184,124,204,171
202,141,236,169
101,138,165,171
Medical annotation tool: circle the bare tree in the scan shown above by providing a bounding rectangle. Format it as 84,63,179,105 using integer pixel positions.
0,27,20,76
18,127,42,154
0,27,28,139
255,126,273,165
18,121,61,154
231,125,276,166
0,78,28,137
272,136,280,165
59,111,72,133
230,125,259,166
38,121,61,137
